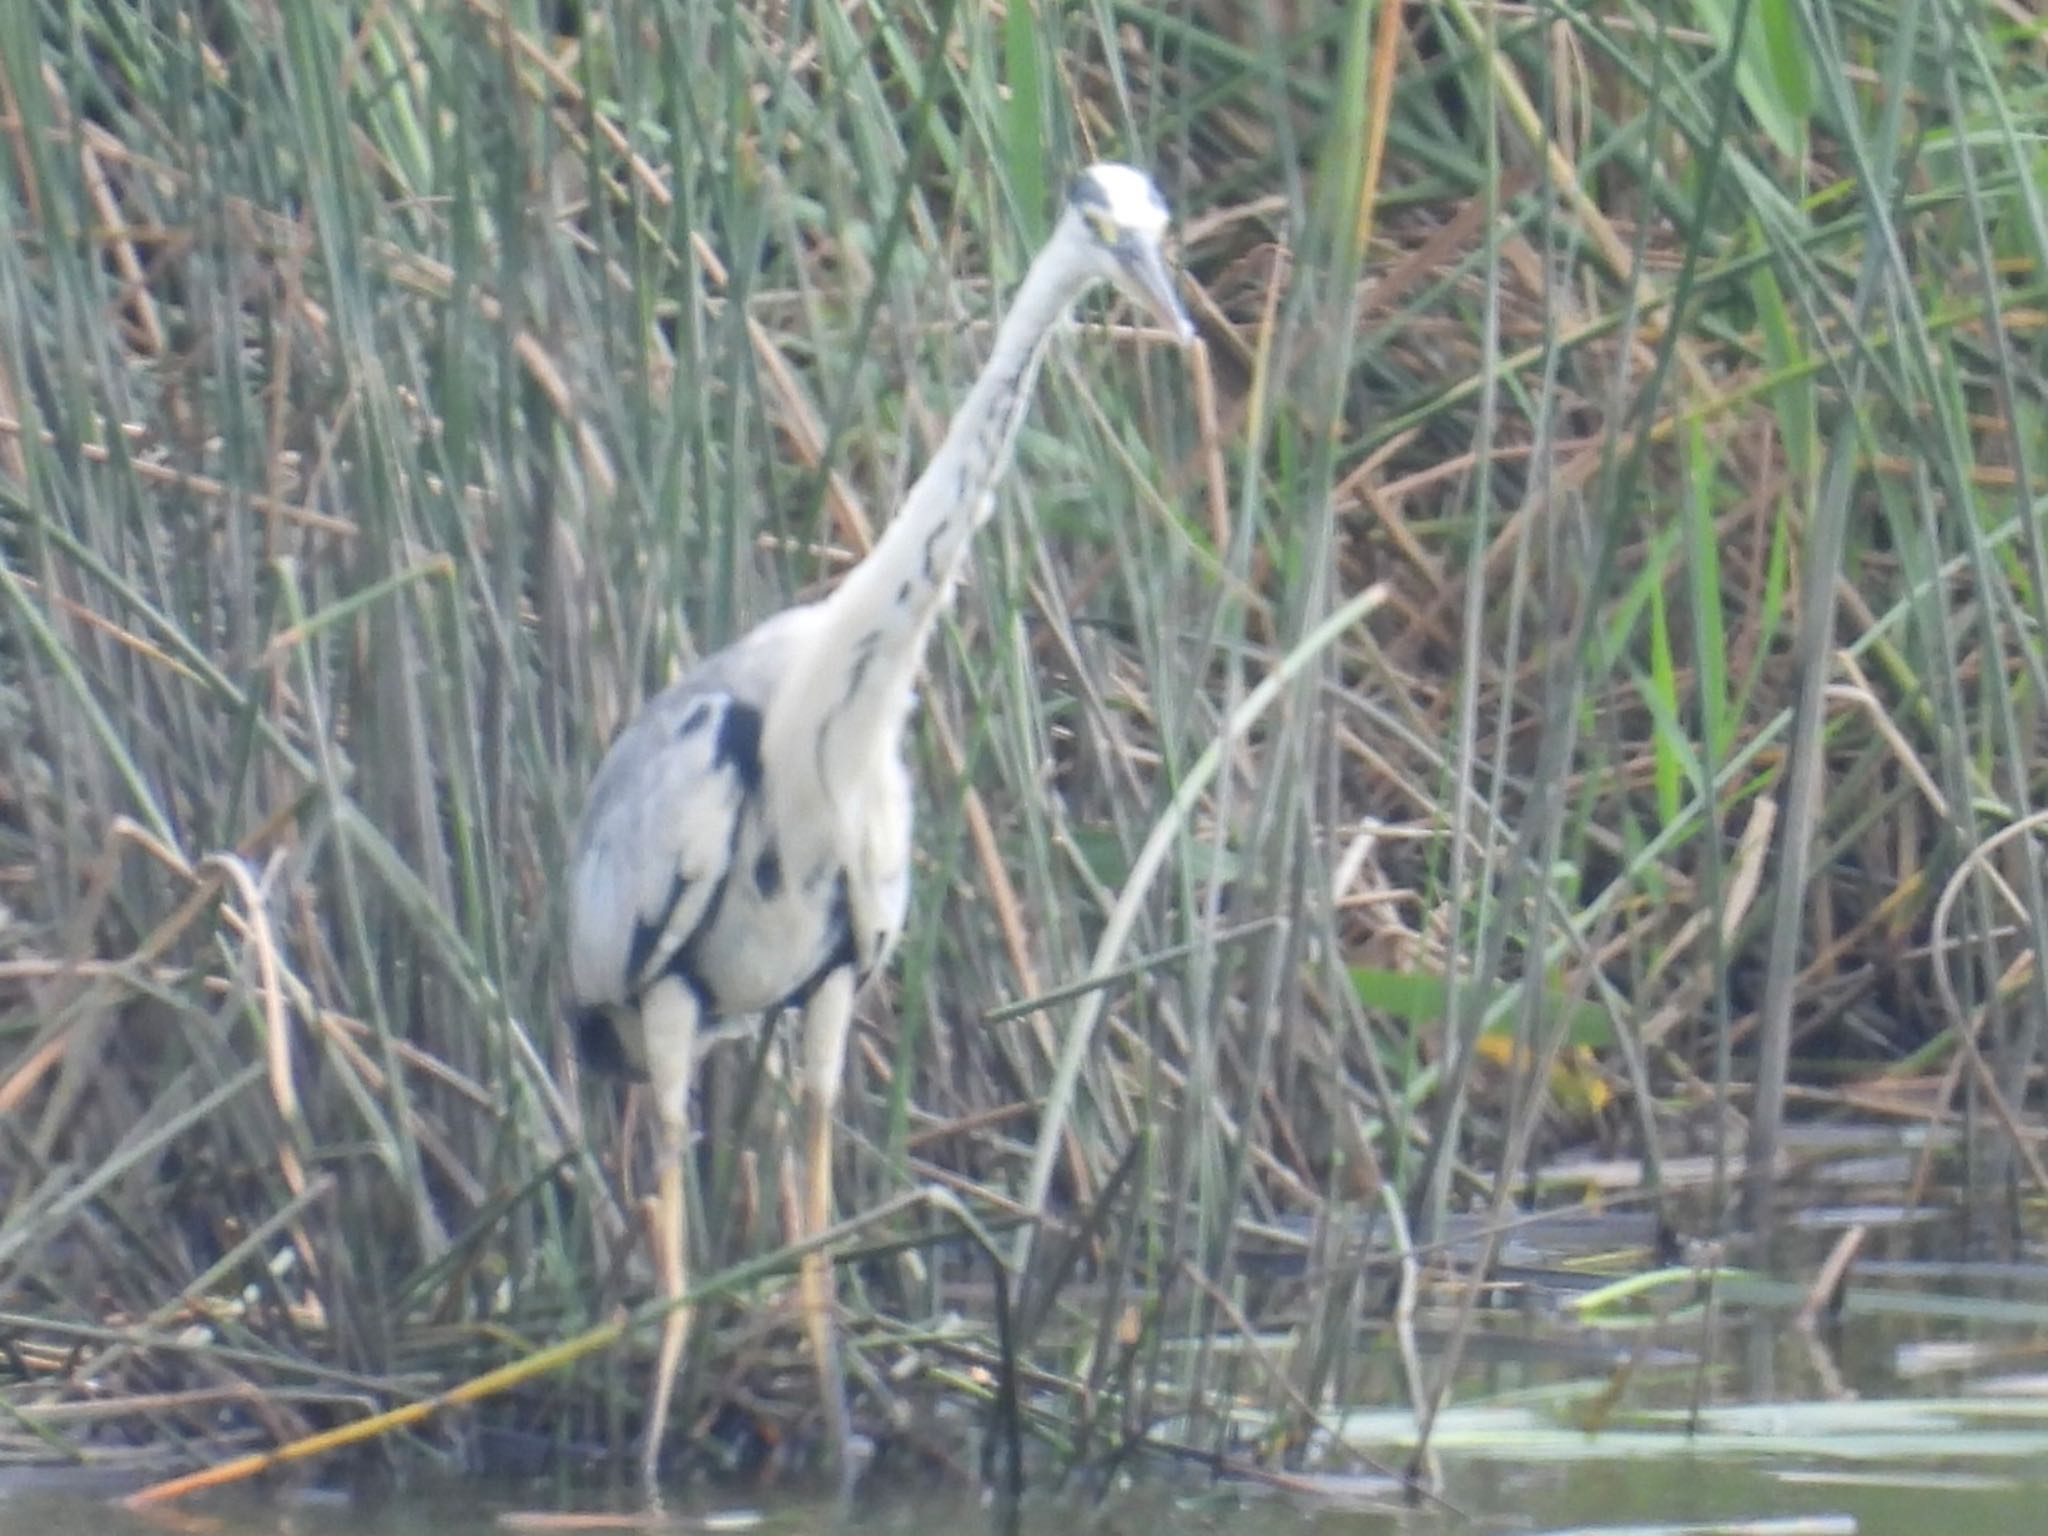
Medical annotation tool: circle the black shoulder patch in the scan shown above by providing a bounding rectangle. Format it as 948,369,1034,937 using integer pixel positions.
714,702,764,794
627,869,689,984
753,841,783,899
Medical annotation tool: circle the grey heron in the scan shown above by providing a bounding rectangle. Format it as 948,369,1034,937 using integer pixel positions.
565,162,1192,1486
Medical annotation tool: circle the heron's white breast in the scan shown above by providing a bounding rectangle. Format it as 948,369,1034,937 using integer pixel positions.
689,745,914,1015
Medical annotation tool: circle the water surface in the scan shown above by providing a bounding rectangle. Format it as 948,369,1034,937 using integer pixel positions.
7,1414,2042,1536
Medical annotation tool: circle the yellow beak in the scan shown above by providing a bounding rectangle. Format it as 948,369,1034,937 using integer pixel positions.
1121,239,1195,343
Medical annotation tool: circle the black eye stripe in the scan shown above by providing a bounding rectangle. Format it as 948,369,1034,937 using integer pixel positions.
1069,168,1171,242
1068,172,1110,211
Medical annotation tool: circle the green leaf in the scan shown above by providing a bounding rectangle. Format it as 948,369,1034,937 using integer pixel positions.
1348,968,1614,1049
1689,0,1811,161
1004,0,1047,244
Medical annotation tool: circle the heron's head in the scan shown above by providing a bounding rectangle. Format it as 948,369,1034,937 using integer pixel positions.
1059,162,1194,343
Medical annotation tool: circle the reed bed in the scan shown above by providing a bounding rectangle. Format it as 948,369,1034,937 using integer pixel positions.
3,0,2046,1495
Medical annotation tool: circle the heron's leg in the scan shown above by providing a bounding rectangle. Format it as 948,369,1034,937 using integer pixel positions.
638,977,700,1493
799,966,857,1469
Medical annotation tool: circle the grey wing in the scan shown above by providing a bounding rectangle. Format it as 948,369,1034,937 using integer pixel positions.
566,683,764,1011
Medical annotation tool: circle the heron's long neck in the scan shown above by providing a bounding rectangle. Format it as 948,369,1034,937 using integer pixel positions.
806,237,1086,738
